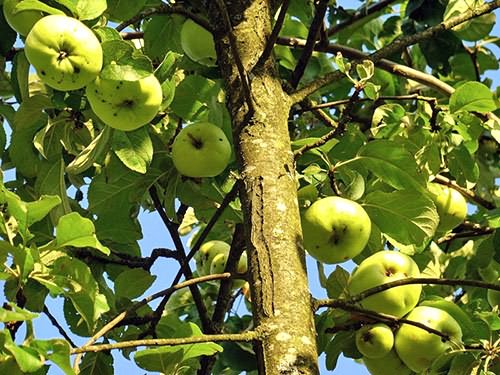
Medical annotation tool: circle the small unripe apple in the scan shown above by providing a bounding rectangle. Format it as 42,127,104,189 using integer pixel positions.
194,240,230,276
24,15,103,91
86,74,162,131
180,19,217,67
3,0,43,36
428,183,467,235
301,196,371,264
395,306,463,373
171,122,232,178
347,251,422,318
355,323,394,359
363,350,413,375
210,252,228,274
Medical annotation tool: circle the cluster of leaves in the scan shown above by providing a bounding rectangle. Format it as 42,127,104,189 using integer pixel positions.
0,0,498,374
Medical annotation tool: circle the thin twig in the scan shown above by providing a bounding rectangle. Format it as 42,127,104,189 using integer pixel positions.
433,175,496,210
318,277,500,306
43,306,77,348
256,0,291,68
289,0,329,88
71,331,260,354
148,186,212,333
72,273,231,372
146,181,241,336
116,5,211,32
436,227,494,244
327,0,400,37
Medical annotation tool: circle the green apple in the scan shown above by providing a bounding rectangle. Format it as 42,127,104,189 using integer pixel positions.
171,122,232,178
487,278,500,308
194,240,230,276
3,0,43,36
210,252,228,274
428,183,467,235
355,323,394,359
24,15,103,91
347,251,422,317
301,196,371,264
86,74,162,131
395,306,463,373
363,349,413,375
180,19,217,67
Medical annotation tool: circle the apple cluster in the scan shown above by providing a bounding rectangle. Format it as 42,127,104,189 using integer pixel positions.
5,6,163,132
347,250,464,374
194,240,248,288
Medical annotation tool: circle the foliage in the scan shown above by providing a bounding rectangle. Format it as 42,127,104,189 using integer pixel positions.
0,0,499,374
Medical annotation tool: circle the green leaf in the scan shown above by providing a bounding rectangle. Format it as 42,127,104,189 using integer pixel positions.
447,143,480,185
445,0,495,41
370,104,406,138
11,50,30,103
106,0,148,22
1,331,45,373
338,140,426,192
170,74,219,120
30,339,74,375
66,126,112,175
9,95,51,177
16,0,66,16
325,331,355,370
55,212,110,255
326,266,350,299
0,304,38,322
144,14,184,63
363,190,439,246
70,0,107,20
449,82,497,113
26,195,62,227
79,352,113,375
114,268,156,299
101,40,153,81
112,127,153,174
35,159,72,224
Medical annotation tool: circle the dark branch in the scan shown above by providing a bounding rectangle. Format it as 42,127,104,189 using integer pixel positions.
43,306,77,348
433,175,496,210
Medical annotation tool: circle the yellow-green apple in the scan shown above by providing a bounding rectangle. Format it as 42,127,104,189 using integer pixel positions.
86,74,162,131
355,323,394,359
180,19,217,67
347,251,421,317
301,196,371,264
487,278,500,308
210,252,228,274
194,240,230,275
171,122,232,178
24,15,103,91
428,183,467,235
395,306,463,373
363,349,413,375
3,0,43,36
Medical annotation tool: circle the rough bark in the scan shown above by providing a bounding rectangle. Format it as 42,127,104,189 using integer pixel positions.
207,1,319,374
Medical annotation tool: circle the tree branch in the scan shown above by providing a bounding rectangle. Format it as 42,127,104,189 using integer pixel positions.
256,0,290,68
436,226,494,244
332,277,500,305
289,0,329,88
288,0,500,102
433,175,496,210
327,0,400,37
71,331,260,354
72,273,231,372
148,186,211,332
116,5,211,32
43,306,77,348
319,300,454,341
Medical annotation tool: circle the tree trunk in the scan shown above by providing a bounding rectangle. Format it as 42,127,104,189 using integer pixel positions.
208,1,319,374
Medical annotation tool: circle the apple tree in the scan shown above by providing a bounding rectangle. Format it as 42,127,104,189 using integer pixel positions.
0,0,500,374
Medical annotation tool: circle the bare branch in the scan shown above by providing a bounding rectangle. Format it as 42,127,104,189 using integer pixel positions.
256,0,291,68
43,306,77,348
71,331,260,354
436,226,494,244
290,0,329,88
72,273,232,372
327,0,400,37
148,186,211,332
